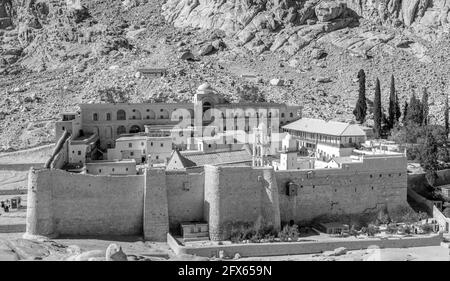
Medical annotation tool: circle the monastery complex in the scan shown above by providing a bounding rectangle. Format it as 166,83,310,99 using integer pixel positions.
25,83,408,241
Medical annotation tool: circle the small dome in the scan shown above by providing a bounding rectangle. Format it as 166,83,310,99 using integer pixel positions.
198,83,212,91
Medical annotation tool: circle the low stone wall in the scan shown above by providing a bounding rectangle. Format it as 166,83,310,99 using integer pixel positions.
168,233,443,258
0,163,44,172
0,144,54,164
0,224,26,233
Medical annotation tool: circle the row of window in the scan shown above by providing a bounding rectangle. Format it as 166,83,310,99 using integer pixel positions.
87,167,129,173
127,142,164,148
92,110,296,121
93,112,171,121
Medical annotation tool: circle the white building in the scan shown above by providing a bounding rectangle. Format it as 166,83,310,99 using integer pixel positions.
68,133,99,164
282,118,368,161
107,134,172,165
272,134,315,171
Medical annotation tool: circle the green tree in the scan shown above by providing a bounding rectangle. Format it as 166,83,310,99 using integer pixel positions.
402,100,409,126
353,69,367,124
388,75,397,130
445,94,449,137
373,78,382,138
406,92,423,125
395,91,401,124
422,87,429,126
421,128,439,186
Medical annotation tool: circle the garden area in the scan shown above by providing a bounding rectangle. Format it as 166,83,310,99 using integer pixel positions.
224,206,439,244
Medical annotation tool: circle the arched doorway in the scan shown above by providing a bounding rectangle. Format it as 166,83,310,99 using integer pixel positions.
129,125,141,134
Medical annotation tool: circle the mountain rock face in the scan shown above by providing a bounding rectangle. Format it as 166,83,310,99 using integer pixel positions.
162,0,449,56
0,0,448,152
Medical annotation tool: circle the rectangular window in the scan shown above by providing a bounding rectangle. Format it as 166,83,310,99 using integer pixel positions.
78,151,81,155
129,143,132,148
160,143,163,147
130,152,134,156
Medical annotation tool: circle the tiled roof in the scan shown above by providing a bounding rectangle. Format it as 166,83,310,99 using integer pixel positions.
172,150,197,168
282,118,366,137
180,149,252,167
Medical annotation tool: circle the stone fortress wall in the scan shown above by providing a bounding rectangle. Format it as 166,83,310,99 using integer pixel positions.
26,154,408,241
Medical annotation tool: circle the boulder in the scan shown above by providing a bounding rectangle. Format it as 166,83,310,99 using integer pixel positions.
316,76,332,83
105,244,128,261
315,1,346,22
198,44,214,56
310,48,327,60
180,51,195,61
270,78,284,86
333,247,347,256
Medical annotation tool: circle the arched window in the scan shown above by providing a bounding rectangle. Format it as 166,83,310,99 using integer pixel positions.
290,112,294,118
117,110,126,120
117,126,126,136
130,125,141,134
203,102,212,114
93,113,98,121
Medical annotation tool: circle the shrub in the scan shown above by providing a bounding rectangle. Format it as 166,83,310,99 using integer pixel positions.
389,205,426,224
403,225,412,234
228,218,279,243
366,224,380,236
386,223,398,234
279,224,300,242
421,223,434,234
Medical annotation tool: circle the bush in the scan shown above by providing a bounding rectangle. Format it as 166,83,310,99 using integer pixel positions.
386,223,398,234
388,205,426,224
279,224,300,242
228,218,279,243
421,223,435,234
366,224,380,236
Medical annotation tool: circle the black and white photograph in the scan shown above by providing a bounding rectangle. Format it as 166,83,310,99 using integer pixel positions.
0,0,450,271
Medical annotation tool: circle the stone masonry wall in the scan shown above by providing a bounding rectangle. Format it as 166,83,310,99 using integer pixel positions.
143,169,169,241
166,170,204,233
27,168,146,237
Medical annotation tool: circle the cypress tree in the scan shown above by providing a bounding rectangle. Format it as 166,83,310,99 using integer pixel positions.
421,128,439,186
353,69,367,124
403,100,409,126
407,92,423,125
422,87,429,126
374,78,382,138
445,94,449,137
395,91,401,124
388,75,396,130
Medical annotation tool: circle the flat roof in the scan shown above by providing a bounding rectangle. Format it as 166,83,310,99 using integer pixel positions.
117,135,149,141
86,159,136,165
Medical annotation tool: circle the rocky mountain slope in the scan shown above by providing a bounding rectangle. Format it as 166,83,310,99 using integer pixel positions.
0,0,449,151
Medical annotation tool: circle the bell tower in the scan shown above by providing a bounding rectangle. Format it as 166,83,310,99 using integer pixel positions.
252,124,268,167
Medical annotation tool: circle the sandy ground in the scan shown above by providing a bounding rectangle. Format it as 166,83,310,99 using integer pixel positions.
240,245,450,261
0,232,176,261
0,170,28,191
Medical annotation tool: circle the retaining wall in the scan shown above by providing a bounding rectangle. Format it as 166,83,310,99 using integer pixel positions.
168,233,443,258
